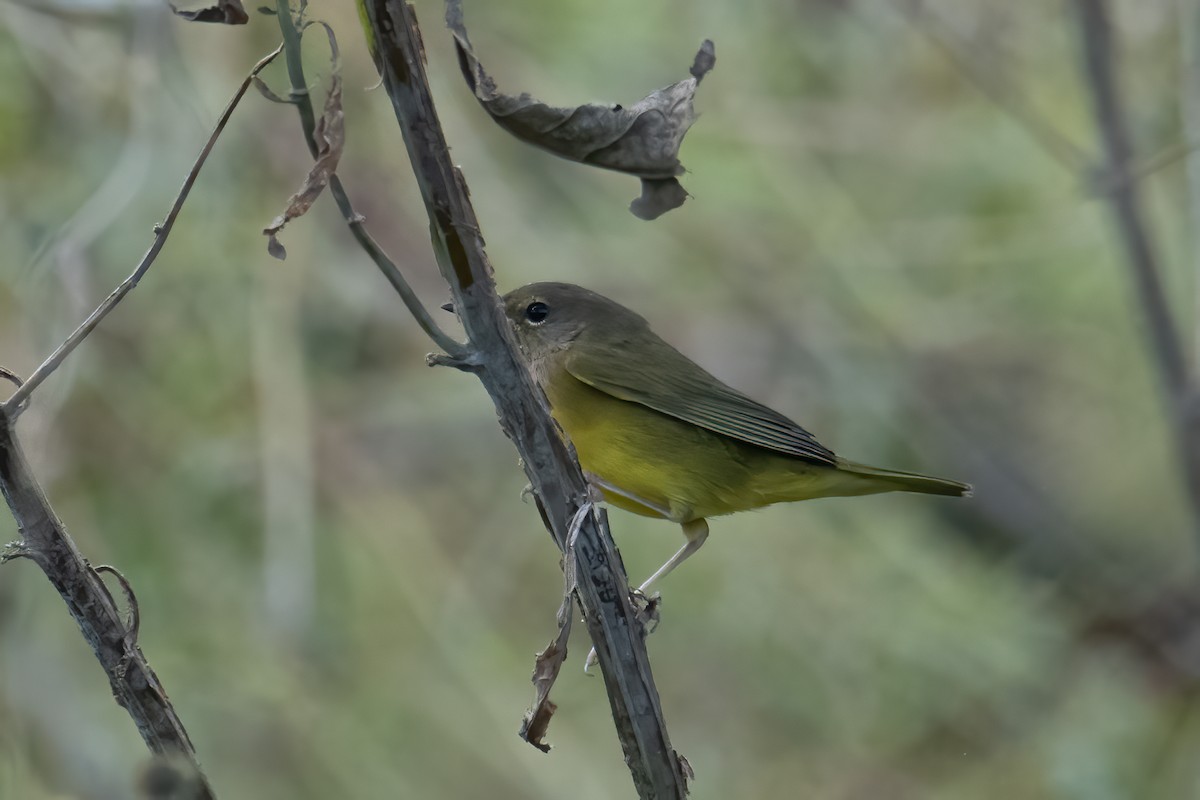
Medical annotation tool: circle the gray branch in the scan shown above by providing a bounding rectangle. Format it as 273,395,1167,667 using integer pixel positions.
1072,0,1200,550
354,2,689,796
0,44,288,798
0,414,214,799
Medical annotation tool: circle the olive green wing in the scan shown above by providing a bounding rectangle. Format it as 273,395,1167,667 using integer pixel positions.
565,334,837,466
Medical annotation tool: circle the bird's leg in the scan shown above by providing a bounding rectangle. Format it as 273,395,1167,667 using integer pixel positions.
585,473,673,519
637,518,709,596
585,518,709,673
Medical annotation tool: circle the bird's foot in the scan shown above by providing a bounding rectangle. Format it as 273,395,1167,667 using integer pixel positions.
583,588,662,674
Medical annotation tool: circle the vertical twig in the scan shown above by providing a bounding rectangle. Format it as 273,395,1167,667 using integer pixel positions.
1183,0,1200,374
252,260,316,637
1073,0,1200,550
271,0,465,358
353,1,689,796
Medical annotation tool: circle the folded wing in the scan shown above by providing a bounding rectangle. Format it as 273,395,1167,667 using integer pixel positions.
566,333,837,466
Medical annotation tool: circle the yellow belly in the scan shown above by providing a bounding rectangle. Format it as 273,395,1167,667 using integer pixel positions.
542,368,849,523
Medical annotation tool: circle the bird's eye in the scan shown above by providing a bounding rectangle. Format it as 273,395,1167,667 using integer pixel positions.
524,301,549,324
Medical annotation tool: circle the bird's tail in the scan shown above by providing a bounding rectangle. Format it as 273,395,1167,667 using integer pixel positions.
835,459,972,497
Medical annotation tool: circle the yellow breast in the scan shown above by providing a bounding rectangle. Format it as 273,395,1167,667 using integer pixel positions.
540,362,834,522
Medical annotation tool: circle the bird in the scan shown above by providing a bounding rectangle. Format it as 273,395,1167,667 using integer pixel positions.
499,281,971,602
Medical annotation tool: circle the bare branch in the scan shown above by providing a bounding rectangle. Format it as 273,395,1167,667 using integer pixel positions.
1,44,285,417
355,1,688,795
1072,0,1200,550
1073,0,1187,399
0,416,215,799
0,45,298,799
1182,2,1200,376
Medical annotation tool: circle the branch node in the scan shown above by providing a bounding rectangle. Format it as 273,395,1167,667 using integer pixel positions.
1,540,36,565
426,350,483,372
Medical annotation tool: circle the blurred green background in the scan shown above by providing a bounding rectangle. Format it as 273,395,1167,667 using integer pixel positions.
3,0,1200,797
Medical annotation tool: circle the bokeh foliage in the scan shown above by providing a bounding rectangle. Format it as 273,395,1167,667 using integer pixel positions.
2,0,1199,797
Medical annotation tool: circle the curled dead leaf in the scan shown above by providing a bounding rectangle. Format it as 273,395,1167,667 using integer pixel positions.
677,753,695,791
262,24,345,260
446,0,714,220
519,594,574,753
170,0,248,24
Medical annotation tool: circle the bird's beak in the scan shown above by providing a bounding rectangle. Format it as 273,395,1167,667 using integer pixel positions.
441,301,454,313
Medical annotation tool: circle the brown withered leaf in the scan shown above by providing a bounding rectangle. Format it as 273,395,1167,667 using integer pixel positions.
446,0,715,220
677,753,695,792
263,24,344,260
169,0,248,25
518,587,574,752
518,504,592,752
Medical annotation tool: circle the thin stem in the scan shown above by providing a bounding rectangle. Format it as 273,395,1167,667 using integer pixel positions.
0,418,216,799
1073,0,1200,552
272,0,467,357
1183,0,1200,373
2,44,285,417
1074,0,1187,394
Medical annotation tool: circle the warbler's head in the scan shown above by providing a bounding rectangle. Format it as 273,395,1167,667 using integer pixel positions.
502,282,649,362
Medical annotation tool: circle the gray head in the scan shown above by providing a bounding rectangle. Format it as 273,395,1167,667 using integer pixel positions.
502,282,649,361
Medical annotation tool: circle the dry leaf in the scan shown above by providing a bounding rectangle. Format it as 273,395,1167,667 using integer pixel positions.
446,0,714,220
677,753,695,792
262,24,345,260
518,593,573,752
170,0,248,24
518,505,593,752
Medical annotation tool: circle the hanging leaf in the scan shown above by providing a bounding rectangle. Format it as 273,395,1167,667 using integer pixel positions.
262,24,345,260
170,0,249,25
446,0,715,220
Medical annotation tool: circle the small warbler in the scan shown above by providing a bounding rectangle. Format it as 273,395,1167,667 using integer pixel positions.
500,282,970,596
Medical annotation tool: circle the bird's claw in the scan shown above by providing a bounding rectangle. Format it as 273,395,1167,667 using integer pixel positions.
631,588,662,635
583,588,662,674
